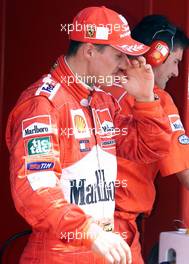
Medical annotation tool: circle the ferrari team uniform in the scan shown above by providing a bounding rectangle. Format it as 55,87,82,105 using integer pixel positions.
104,84,189,264
6,56,171,263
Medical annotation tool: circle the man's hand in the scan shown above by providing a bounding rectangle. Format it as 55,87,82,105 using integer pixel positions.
88,223,132,264
92,231,132,264
119,56,155,102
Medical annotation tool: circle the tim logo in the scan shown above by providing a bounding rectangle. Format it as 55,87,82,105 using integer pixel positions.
27,161,54,170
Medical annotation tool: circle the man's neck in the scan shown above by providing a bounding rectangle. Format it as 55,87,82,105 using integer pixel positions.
65,56,94,90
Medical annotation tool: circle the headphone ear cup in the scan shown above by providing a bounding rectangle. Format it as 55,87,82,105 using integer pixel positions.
145,41,170,67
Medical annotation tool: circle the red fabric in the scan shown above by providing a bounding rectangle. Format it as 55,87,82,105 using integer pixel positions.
114,214,144,264
104,84,189,263
6,56,171,263
20,231,108,264
104,84,189,215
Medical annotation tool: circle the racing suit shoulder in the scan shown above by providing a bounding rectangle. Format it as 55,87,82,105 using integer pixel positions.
15,74,68,111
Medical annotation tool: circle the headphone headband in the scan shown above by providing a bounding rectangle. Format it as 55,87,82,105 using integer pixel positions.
152,24,176,39
151,24,176,51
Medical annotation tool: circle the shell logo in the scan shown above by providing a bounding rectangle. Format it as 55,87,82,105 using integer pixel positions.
74,115,86,133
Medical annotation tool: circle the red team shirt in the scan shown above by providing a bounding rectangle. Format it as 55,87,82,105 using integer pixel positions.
104,84,189,264
6,56,172,264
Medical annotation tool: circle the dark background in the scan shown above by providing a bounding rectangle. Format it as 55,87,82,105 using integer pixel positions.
0,0,189,262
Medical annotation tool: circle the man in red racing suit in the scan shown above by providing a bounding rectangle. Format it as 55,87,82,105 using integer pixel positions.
6,7,171,264
104,15,189,264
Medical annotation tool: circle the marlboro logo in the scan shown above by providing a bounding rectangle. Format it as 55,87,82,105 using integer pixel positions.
70,169,115,205
22,115,52,138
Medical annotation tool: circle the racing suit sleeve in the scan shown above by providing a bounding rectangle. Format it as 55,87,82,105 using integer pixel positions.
156,94,189,176
6,96,95,246
114,98,172,163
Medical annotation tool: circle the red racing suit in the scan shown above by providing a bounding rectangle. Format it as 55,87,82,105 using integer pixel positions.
104,84,189,264
6,56,171,263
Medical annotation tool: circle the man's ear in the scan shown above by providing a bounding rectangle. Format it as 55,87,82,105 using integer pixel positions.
82,43,97,59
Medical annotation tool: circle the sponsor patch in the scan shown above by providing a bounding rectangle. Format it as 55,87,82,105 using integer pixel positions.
93,108,115,137
178,134,189,145
26,136,52,155
168,114,184,132
27,161,54,170
95,27,109,40
69,169,115,205
85,25,96,38
22,115,52,138
101,139,116,148
27,171,57,191
35,75,61,100
156,43,169,56
100,120,115,133
79,140,90,152
71,109,90,139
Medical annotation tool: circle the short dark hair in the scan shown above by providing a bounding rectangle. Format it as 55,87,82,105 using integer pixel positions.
67,40,108,57
131,15,189,51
